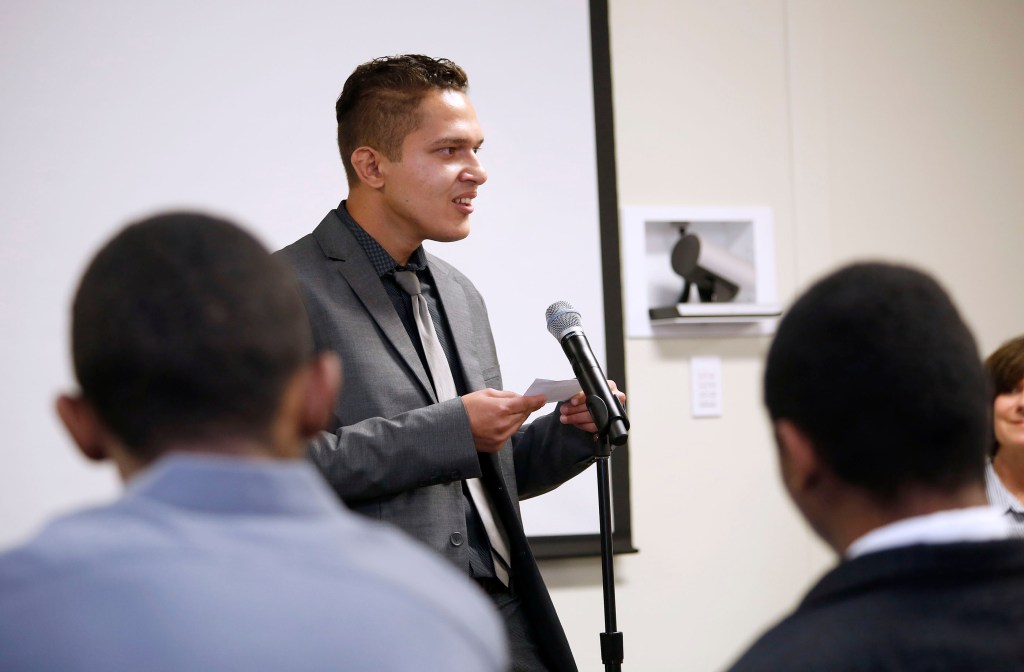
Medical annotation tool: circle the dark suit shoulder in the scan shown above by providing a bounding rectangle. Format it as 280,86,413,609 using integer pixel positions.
277,211,345,261
425,252,485,302
727,541,1024,672
275,231,317,262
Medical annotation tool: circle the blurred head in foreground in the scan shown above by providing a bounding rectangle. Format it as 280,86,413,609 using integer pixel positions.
58,212,340,478
763,262,989,553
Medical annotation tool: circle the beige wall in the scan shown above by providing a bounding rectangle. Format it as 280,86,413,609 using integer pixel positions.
539,1,1024,669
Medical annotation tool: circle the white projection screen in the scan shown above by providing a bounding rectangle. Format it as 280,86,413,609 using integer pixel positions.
0,0,632,557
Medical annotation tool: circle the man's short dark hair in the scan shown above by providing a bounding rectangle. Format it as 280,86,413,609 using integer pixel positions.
764,262,989,502
71,212,313,459
335,54,469,185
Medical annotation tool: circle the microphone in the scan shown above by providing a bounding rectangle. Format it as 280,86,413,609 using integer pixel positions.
545,301,629,446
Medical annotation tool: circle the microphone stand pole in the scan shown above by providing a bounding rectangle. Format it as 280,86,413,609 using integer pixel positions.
593,432,623,671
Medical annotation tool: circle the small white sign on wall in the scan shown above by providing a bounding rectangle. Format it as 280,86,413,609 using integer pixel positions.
690,356,723,418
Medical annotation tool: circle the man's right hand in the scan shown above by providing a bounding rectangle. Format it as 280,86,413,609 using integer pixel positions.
462,389,546,453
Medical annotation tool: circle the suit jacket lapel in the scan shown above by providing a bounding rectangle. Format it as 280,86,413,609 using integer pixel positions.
429,253,484,394
312,211,436,402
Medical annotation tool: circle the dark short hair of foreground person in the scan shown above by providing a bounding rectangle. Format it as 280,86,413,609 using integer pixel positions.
0,212,508,672
726,262,1024,672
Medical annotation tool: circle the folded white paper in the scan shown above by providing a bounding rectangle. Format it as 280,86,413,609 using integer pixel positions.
523,378,583,401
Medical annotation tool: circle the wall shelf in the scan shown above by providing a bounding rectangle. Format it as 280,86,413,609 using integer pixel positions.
621,206,781,338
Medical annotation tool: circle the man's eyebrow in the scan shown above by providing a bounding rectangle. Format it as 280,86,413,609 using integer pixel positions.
431,136,484,147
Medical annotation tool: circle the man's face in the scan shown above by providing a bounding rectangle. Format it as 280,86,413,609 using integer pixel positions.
378,89,487,248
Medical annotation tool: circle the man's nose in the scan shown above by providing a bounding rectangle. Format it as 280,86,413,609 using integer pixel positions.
462,155,487,185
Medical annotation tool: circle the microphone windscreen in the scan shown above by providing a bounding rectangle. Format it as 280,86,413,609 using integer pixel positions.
545,300,583,340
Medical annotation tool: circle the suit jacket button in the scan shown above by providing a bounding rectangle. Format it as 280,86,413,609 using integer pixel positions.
449,532,464,547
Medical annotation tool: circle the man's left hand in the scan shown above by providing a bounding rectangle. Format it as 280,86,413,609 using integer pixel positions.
558,380,626,434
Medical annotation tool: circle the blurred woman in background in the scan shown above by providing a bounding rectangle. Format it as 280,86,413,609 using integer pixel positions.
985,335,1024,536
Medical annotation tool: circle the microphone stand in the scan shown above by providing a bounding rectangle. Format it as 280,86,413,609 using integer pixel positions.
544,301,627,668
583,395,627,671
594,432,623,671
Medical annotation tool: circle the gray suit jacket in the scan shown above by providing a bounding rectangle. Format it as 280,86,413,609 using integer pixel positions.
277,209,595,671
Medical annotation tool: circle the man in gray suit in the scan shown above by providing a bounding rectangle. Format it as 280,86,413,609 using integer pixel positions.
278,55,623,672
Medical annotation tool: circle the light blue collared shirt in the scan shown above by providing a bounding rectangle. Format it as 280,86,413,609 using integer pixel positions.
0,453,507,672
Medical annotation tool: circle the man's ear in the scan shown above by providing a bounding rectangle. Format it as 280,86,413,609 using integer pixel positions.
350,146,386,189
774,418,849,554
298,352,342,439
774,419,823,498
55,394,108,463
